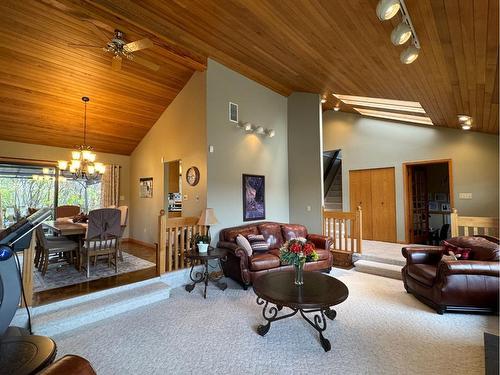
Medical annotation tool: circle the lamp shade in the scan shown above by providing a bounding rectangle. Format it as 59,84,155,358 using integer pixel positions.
198,208,219,226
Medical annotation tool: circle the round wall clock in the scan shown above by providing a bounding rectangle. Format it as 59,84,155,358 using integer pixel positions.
186,166,200,186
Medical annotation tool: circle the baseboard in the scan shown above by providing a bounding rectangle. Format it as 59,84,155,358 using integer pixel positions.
123,238,156,249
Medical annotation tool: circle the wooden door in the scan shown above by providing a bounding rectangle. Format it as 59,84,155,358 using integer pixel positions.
349,169,373,239
370,168,397,242
349,167,396,242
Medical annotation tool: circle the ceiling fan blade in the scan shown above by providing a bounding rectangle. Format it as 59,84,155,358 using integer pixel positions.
83,20,110,44
68,43,103,49
130,55,160,71
112,55,122,71
123,38,154,53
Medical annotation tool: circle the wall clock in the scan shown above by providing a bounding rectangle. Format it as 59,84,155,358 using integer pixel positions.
186,166,200,186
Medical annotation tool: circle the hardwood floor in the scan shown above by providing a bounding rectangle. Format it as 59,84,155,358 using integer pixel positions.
32,241,158,306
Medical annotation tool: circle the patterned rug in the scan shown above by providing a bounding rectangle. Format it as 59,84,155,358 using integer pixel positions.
33,252,155,293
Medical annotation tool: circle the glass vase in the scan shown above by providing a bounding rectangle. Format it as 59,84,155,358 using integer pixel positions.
294,262,304,285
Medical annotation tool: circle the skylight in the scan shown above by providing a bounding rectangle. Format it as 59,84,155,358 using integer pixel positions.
332,94,433,126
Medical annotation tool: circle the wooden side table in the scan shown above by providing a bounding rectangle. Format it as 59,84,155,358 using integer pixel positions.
184,248,227,299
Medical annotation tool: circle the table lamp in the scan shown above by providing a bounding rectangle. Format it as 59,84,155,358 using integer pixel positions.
198,208,218,238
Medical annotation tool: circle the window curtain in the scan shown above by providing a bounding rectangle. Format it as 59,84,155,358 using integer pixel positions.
101,164,120,208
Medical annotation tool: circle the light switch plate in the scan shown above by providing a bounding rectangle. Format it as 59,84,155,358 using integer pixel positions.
306,205,311,212
459,192,472,199
209,145,214,153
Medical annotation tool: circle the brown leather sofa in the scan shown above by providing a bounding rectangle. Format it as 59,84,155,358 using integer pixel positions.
402,236,499,314
218,222,333,288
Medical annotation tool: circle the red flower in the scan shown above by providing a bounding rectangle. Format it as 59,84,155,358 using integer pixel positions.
289,243,302,254
303,242,315,255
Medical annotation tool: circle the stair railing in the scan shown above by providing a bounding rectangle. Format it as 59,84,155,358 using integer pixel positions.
322,206,362,253
450,209,499,238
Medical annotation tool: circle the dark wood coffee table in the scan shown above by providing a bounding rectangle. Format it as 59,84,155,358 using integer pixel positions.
253,271,349,352
185,247,227,299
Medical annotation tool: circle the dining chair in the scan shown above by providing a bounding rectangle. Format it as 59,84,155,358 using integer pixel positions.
117,206,128,260
81,208,121,278
56,205,80,219
35,226,79,276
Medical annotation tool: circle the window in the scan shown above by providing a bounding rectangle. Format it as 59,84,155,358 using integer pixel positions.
58,179,102,212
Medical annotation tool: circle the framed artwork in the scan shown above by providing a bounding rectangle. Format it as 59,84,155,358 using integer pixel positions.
139,177,153,198
434,193,448,202
441,203,451,212
242,174,265,221
229,102,239,123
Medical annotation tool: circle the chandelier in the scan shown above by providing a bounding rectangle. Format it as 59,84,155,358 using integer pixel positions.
57,97,105,182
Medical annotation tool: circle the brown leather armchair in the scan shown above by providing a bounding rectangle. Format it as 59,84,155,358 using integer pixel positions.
218,222,333,289
402,236,499,314
39,355,96,375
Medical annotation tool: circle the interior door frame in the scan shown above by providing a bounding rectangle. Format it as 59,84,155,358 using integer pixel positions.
403,159,454,244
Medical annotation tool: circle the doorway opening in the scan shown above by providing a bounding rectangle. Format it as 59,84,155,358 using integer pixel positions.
403,160,453,245
163,160,182,218
323,150,342,211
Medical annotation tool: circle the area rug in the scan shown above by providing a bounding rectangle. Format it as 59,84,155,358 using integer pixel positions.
53,268,497,375
33,252,155,292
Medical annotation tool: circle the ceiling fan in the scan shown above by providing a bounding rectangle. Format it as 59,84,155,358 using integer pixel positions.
69,25,160,72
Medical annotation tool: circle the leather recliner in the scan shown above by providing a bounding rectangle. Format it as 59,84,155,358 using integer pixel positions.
402,235,499,314
218,222,333,288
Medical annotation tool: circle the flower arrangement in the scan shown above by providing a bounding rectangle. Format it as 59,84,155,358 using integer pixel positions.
279,237,318,266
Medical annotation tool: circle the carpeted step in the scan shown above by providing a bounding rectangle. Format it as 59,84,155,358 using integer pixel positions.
13,278,171,337
354,259,402,280
352,252,405,267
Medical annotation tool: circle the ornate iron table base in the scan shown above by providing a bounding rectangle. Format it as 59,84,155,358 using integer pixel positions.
185,260,227,299
256,297,337,352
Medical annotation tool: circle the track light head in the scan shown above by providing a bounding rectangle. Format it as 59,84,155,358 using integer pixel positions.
391,22,412,45
376,0,401,21
243,122,253,131
255,126,265,134
266,129,275,138
400,45,419,64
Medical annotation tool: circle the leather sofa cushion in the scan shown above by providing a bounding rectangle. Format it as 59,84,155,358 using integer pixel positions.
258,223,284,250
407,264,437,287
223,226,259,243
249,253,280,271
445,236,499,261
281,224,308,241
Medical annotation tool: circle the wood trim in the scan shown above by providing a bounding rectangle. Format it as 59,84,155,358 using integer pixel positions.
403,159,454,244
0,156,57,167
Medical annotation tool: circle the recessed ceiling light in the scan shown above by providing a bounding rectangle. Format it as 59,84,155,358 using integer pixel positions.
353,107,434,126
376,0,401,21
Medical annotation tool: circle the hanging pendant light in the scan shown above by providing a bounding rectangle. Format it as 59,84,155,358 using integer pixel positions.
57,97,105,182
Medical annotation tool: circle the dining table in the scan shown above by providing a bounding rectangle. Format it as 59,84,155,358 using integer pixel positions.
43,219,87,236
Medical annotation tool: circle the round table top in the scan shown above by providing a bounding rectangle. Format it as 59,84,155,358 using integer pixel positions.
253,271,349,309
185,247,227,260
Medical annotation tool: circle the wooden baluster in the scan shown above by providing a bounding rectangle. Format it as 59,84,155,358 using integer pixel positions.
484,227,489,236
167,228,173,272
180,225,186,268
450,208,459,237
344,219,348,251
158,210,167,274
174,226,179,270
333,219,337,250
350,220,354,253
464,226,469,236
473,226,478,235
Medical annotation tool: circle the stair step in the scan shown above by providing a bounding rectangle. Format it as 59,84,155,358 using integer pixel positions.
353,260,402,280
13,278,172,337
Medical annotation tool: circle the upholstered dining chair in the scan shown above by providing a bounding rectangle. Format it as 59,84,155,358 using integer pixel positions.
35,226,79,276
56,205,80,219
81,208,121,278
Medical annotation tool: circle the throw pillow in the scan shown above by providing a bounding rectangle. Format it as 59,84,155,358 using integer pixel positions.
247,234,270,253
442,240,471,260
236,234,253,256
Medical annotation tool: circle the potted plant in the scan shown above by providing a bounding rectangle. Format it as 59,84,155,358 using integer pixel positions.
192,233,211,253
279,237,319,285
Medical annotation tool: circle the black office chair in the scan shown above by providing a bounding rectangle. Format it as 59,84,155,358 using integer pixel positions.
430,224,450,245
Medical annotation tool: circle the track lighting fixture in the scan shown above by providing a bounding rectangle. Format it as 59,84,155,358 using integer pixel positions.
377,0,421,65
391,22,412,45
255,126,265,134
457,115,472,130
376,0,400,21
235,121,275,137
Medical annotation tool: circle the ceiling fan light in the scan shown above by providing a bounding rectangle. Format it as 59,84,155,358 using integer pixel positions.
376,0,401,21
391,22,412,45
400,45,420,64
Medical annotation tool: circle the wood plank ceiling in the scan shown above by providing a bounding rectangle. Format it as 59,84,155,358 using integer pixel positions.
0,0,497,156
0,0,206,155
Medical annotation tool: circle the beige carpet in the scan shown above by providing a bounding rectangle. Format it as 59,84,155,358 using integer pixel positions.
53,268,496,375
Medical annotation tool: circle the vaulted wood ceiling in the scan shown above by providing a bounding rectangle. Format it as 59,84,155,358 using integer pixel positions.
0,1,497,156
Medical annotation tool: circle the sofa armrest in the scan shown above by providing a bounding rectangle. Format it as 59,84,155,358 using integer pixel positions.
217,241,249,259
402,246,444,265
438,260,500,277
307,234,332,250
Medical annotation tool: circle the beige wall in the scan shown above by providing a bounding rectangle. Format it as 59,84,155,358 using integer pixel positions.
288,92,323,233
0,139,131,236
129,71,207,245
323,111,499,242
206,60,289,244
